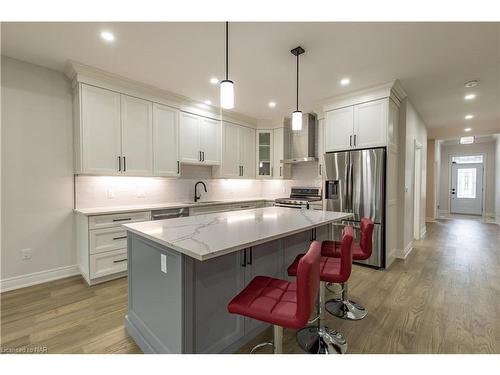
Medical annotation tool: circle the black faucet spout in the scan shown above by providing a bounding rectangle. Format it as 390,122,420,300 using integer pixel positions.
194,181,208,203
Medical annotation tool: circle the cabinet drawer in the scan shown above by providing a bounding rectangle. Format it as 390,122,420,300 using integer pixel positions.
90,248,128,279
89,211,150,229
90,227,127,255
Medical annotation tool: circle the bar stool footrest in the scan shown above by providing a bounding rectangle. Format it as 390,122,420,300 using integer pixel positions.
296,325,347,354
325,298,367,320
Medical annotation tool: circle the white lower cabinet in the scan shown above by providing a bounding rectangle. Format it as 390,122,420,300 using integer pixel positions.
77,211,151,285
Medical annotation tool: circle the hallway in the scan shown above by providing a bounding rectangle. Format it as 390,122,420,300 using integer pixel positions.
1,219,499,354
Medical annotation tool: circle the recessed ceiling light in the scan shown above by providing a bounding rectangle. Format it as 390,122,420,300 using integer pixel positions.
210,77,218,85
464,80,479,88
204,100,212,105
100,31,115,42
464,93,476,100
268,101,276,108
464,127,472,132
464,114,474,120
340,78,350,86
460,136,474,144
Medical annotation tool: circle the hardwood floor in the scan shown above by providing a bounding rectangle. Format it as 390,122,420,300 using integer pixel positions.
1,218,499,354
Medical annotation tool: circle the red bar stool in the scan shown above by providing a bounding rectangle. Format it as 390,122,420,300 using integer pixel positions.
322,217,374,320
287,226,354,354
227,241,321,354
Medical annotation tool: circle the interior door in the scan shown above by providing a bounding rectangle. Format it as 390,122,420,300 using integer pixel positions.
121,95,153,175
153,103,180,176
200,117,221,165
450,163,483,215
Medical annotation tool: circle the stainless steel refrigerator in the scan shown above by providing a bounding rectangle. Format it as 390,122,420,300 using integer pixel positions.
324,148,385,268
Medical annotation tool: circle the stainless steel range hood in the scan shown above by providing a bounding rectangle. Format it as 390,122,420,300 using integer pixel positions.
281,113,317,164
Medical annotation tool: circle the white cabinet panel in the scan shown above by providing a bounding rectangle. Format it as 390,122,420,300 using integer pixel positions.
239,126,255,179
121,95,153,175
325,106,354,152
153,104,180,176
219,122,240,177
81,85,122,174
353,98,387,149
90,248,128,279
273,127,291,179
200,117,221,165
90,227,127,255
180,112,201,164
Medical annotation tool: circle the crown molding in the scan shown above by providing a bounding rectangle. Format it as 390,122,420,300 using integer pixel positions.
64,60,258,127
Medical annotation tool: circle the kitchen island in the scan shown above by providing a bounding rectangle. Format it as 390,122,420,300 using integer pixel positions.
123,207,351,354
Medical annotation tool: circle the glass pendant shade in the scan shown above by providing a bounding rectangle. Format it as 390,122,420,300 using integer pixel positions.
220,79,234,109
292,110,303,131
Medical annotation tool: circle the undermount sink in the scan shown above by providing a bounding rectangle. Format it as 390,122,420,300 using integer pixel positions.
183,200,223,205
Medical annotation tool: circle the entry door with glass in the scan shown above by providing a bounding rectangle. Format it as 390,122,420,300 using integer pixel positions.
450,159,483,215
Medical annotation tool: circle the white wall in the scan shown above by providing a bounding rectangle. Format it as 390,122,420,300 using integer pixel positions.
397,99,428,257
439,140,496,216
494,135,500,221
1,56,75,282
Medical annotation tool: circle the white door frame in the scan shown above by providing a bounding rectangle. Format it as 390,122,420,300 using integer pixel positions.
413,140,423,240
447,152,486,216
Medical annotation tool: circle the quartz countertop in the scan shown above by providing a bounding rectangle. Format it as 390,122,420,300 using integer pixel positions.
123,207,352,261
74,197,273,215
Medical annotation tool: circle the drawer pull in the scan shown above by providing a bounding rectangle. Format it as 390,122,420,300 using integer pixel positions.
112,236,127,240
113,258,128,263
112,218,132,222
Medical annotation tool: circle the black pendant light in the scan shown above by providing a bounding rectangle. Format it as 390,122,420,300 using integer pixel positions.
220,22,234,109
291,46,305,131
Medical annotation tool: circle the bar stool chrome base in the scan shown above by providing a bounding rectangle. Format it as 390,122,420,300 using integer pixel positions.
296,326,347,354
325,298,367,320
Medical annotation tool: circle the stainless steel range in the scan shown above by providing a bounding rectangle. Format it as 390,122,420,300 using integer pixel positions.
274,187,323,210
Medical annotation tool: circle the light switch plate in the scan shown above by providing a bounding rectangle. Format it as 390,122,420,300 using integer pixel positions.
161,254,167,274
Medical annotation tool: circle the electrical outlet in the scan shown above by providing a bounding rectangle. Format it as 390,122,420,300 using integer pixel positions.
21,248,32,260
107,189,115,199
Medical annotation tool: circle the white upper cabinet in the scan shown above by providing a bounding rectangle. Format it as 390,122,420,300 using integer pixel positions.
120,95,153,175
273,127,291,180
199,117,221,165
179,112,202,164
80,85,122,174
325,98,388,152
325,106,354,152
153,103,180,177
239,126,255,179
179,113,221,166
215,122,256,179
256,130,273,178
317,118,325,178
353,98,387,149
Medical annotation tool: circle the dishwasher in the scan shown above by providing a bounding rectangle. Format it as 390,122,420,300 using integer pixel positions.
151,207,189,220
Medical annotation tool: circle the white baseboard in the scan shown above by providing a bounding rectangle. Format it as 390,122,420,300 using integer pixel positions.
0,265,80,293
397,241,414,260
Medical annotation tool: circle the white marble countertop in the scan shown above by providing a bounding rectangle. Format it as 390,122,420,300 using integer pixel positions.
74,197,273,215
123,207,352,261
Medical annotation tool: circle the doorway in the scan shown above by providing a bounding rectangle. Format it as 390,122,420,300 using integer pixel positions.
450,155,484,215
413,142,422,240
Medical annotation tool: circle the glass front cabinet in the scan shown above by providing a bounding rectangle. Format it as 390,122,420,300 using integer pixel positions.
257,130,273,178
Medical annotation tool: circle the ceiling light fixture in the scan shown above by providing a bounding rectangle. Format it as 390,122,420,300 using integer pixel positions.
220,22,234,109
268,101,276,108
464,127,472,132
210,77,218,85
464,93,476,100
100,31,115,42
464,80,479,88
291,46,305,131
460,136,474,144
340,78,350,86
464,114,474,120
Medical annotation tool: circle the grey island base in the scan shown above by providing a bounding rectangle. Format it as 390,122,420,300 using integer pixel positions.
123,207,351,354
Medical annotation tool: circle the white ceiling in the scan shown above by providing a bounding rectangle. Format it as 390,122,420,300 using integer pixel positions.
2,22,499,134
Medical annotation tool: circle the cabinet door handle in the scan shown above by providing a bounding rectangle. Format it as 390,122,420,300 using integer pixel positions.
319,164,322,176
199,151,202,162
113,236,127,240
202,151,205,162
112,218,132,222
177,161,180,174
247,248,253,265
353,134,357,147
113,258,128,264
280,166,282,177
349,135,352,147
118,156,122,172
123,156,126,172
241,249,247,267
271,167,274,177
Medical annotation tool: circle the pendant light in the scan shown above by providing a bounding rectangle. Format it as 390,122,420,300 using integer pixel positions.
291,46,305,131
220,22,234,109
